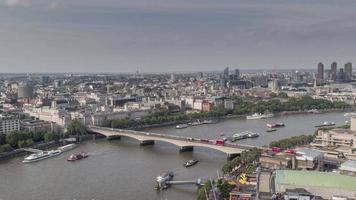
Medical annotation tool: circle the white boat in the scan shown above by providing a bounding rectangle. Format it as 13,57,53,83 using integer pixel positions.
22,150,62,163
246,113,274,120
176,124,188,129
315,121,336,127
344,113,356,117
231,131,260,141
202,120,213,124
57,144,76,152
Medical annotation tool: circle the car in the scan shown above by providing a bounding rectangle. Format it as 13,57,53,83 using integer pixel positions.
146,133,150,136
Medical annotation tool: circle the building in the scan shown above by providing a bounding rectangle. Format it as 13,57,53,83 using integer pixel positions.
17,83,34,99
339,160,356,176
295,148,323,170
223,67,229,78
317,62,324,80
274,170,356,199
331,62,337,81
344,62,352,81
0,115,20,134
202,101,213,112
268,79,280,92
20,119,54,133
312,116,356,151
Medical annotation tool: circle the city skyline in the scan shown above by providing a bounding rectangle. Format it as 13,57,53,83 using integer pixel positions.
1,0,356,72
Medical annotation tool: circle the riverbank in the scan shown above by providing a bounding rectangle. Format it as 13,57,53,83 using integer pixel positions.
135,108,353,131
0,134,97,160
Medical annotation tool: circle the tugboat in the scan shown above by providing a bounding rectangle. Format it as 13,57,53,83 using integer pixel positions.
184,159,198,167
67,152,89,161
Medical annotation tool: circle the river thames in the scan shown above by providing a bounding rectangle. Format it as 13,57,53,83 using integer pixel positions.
0,112,349,200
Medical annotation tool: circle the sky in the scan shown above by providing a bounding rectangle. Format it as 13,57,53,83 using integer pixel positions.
0,0,356,73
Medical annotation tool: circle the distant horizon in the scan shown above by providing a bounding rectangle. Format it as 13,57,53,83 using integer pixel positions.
0,67,321,75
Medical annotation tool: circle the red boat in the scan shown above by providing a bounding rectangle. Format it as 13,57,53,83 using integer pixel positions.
67,152,89,161
266,123,285,128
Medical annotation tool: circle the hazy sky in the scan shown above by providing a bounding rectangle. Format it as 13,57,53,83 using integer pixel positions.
0,0,355,73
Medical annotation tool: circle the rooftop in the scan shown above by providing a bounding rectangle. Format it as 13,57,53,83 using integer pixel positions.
276,170,356,191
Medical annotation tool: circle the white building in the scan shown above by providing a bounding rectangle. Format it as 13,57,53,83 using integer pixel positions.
0,115,20,134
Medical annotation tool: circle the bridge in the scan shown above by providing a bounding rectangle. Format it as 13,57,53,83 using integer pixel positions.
88,126,258,159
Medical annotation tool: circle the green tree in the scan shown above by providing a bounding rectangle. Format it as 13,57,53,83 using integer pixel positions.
44,132,54,142
0,144,12,153
0,133,6,145
67,120,87,136
197,180,212,200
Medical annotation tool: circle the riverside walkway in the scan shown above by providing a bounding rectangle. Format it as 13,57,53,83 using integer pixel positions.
88,126,260,159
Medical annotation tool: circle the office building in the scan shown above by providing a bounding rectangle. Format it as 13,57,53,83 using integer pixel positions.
331,62,337,81
317,62,324,80
17,83,34,99
0,115,20,134
344,62,352,81
223,67,229,78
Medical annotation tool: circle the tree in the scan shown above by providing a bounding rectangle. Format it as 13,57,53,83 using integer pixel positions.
0,144,12,153
67,120,87,136
0,133,6,145
44,132,54,142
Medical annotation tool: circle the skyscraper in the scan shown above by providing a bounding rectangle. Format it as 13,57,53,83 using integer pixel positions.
317,62,324,80
234,69,240,79
331,62,337,81
223,67,229,78
344,62,352,81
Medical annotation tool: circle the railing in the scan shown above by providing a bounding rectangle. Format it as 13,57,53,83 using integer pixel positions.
88,126,257,150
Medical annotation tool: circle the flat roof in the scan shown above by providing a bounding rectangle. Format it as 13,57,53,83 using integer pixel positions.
276,170,356,191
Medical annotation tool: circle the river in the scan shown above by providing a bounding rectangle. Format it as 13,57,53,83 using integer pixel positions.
0,112,349,200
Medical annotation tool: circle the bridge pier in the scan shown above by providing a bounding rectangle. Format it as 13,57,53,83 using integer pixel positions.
140,140,155,146
179,146,194,152
227,153,240,161
107,135,121,140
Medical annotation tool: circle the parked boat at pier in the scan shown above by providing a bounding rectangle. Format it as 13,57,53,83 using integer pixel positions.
176,124,188,129
57,144,76,152
315,121,335,128
246,113,274,120
23,150,61,163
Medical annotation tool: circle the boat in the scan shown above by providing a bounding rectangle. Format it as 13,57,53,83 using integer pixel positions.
308,109,320,114
246,113,274,120
231,131,259,141
266,128,277,132
246,132,259,138
184,159,198,167
315,121,336,127
155,171,174,190
266,123,285,128
22,150,62,163
176,124,188,129
190,120,203,126
344,112,356,117
202,119,213,124
67,152,89,161
231,132,248,141
57,143,76,152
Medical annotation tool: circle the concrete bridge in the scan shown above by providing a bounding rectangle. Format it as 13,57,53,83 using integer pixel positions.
88,126,258,159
